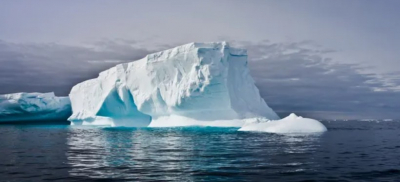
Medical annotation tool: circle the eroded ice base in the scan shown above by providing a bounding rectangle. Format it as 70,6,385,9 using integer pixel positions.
70,113,328,134
71,116,151,127
148,115,246,127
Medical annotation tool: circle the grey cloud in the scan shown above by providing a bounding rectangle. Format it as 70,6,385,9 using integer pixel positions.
1,39,399,119
0,40,164,96
231,40,400,119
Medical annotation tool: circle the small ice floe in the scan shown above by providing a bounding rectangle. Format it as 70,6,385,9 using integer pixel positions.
239,113,327,134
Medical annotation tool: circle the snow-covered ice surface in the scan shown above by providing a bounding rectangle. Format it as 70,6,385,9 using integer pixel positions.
68,42,280,127
0,92,71,123
239,113,328,134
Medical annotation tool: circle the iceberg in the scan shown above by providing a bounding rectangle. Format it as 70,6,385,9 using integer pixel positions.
68,42,280,127
0,92,72,123
239,113,328,133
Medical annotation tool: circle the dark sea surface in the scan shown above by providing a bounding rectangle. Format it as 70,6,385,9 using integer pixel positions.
1,120,400,182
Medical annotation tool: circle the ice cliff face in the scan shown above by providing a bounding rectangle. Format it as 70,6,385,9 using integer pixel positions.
0,92,71,122
68,42,280,126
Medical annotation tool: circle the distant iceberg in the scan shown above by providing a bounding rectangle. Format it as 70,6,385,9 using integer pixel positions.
68,42,279,127
0,92,71,123
239,113,327,133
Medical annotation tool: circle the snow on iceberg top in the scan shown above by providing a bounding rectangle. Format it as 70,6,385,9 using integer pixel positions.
146,42,247,63
1,92,57,100
68,41,279,126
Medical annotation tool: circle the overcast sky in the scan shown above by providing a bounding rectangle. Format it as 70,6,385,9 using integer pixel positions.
1,0,399,119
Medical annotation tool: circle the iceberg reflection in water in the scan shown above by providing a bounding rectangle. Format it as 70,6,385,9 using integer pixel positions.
66,126,322,181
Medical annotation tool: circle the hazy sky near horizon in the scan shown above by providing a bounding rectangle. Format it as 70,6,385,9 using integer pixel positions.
1,0,400,119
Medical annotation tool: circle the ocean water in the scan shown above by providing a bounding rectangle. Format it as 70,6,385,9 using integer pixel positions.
0,120,400,181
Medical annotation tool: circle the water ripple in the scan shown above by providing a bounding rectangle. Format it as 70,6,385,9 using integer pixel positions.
0,122,400,181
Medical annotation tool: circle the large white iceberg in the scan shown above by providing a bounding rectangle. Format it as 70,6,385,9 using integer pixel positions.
239,113,328,133
0,92,71,123
68,42,280,127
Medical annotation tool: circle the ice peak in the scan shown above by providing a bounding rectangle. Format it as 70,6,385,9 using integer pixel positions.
187,41,229,48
